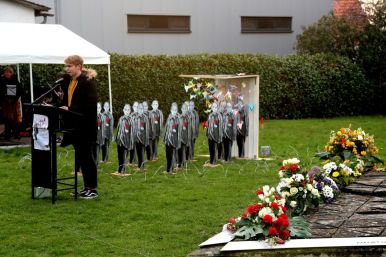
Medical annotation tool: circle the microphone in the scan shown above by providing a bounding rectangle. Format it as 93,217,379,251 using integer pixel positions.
53,77,64,85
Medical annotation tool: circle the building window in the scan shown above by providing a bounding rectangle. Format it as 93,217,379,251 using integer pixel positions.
241,17,292,33
127,15,190,33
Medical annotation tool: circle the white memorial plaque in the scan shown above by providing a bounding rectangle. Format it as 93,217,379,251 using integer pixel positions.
32,114,50,151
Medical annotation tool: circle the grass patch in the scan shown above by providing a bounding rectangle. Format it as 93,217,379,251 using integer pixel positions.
0,116,385,257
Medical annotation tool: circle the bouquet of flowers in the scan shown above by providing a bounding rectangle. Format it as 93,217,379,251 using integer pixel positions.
307,166,340,203
276,173,320,215
320,160,358,188
227,185,291,245
278,158,302,179
317,126,384,171
276,158,320,215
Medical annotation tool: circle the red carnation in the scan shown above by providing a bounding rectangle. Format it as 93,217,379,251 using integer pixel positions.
242,212,248,218
275,216,289,227
182,121,188,127
256,190,264,195
279,166,286,171
214,119,219,125
280,218,289,227
268,226,278,236
289,164,298,172
274,194,281,200
270,202,279,210
172,123,177,129
124,122,130,129
262,214,273,223
247,204,260,214
202,121,208,128
281,206,287,212
279,213,288,220
279,229,290,240
229,217,236,225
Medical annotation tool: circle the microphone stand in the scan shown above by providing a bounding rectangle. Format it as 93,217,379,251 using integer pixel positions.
32,82,62,105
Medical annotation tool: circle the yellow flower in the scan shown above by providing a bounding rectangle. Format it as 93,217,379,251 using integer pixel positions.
340,128,346,133
353,148,358,155
337,131,342,136
370,147,379,155
361,151,367,156
343,160,350,165
332,171,340,177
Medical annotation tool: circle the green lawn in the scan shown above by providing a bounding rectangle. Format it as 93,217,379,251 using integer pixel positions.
1,116,385,257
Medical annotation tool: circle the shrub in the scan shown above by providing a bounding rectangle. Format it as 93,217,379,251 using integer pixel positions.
12,52,371,121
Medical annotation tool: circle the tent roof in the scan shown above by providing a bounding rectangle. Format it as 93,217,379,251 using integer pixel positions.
0,22,110,64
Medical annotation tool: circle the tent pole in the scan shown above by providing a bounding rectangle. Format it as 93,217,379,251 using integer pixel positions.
29,63,34,102
16,64,20,82
108,64,112,113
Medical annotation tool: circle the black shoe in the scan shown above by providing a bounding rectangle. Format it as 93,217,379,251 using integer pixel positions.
79,188,88,196
80,190,98,199
70,188,88,197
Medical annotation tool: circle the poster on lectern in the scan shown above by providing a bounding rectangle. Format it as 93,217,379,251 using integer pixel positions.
32,114,49,151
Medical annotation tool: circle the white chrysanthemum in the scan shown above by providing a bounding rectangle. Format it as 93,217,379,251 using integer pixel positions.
283,158,300,166
322,186,334,198
290,201,297,207
323,162,337,174
290,187,298,195
258,207,273,218
291,174,304,182
358,135,363,141
258,194,265,201
279,170,284,178
278,198,286,207
339,163,354,175
298,187,304,192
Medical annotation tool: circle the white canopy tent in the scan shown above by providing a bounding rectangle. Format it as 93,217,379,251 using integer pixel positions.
0,22,112,111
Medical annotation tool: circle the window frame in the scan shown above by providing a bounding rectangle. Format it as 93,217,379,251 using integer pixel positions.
127,14,191,33
241,16,293,33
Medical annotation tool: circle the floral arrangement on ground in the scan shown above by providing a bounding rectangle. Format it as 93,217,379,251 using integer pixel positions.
224,126,384,245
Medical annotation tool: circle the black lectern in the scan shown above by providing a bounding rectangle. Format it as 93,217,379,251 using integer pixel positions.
25,103,80,203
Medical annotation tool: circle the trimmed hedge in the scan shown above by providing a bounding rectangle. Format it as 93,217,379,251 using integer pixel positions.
13,53,374,121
